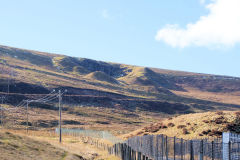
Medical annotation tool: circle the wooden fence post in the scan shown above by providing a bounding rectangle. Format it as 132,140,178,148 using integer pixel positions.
138,152,142,160
162,135,164,160
229,141,231,160
142,155,146,160
166,136,168,160
121,143,124,160
174,136,176,160
132,150,136,160
190,140,194,160
212,141,214,160
181,138,183,160
199,140,203,160
155,135,159,160
124,144,127,160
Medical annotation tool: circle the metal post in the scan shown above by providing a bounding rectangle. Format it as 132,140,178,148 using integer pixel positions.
59,90,62,143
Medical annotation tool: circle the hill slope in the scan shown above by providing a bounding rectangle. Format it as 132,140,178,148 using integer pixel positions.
0,131,85,160
0,44,240,117
124,111,240,139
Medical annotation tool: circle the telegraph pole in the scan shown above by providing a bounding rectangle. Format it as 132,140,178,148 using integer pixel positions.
26,100,29,133
0,97,3,127
58,90,62,143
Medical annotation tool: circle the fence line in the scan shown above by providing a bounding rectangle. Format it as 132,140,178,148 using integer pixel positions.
55,128,240,160
125,134,240,160
55,128,124,144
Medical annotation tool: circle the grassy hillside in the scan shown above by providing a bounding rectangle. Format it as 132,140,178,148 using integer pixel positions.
0,130,85,160
1,44,240,135
124,111,240,139
85,71,119,84
1,45,240,159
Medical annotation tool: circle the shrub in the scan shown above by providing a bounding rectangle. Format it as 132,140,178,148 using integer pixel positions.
182,128,189,134
226,116,240,133
216,111,224,115
162,125,168,129
189,127,194,131
186,122,191,126
209,130,222,137
213,116,227,124
144,123,167,133
136,131,144,135
177,125,186,129
202,120,210,123
235,111,240,117
167,122,175,127
202,129,211,135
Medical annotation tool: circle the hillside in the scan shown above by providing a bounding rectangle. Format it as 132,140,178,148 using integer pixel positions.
123,111,240,139
0,130,85,160
1,45,240,134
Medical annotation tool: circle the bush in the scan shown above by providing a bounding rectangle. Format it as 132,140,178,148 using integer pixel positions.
189,127,194,131
177,125,186,129
213,116,227,124
182,128,189,134
235,111,240,117
186,122,191,126
167,122,175,127
209,130,222,137
202,129,211,135
216,111,224,115
136,131,144,135
226,116,240,133
144,123,167,133
162,125,168,129
202,120,210,123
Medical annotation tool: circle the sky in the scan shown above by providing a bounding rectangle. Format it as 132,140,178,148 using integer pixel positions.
0,0,240,77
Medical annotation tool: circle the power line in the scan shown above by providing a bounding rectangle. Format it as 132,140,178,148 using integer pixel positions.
19,89,66,143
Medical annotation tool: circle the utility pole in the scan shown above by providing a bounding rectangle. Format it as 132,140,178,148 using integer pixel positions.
26,100,29,133
0,97,3,127
58,90,62,143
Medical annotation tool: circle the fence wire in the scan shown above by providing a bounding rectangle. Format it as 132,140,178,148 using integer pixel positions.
126,134,240,160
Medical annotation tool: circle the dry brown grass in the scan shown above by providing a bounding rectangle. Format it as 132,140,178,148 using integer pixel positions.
172,87,240,105
123,111,239,140
1,129,120,160
0,129,85,160
1,103,162,136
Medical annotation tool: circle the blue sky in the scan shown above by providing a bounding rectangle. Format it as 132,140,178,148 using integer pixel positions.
0,0,239,77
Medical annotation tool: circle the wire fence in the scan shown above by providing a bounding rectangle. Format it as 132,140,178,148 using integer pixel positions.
56,128,124,144
56,128,240,160
123,134,240,160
